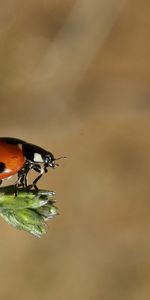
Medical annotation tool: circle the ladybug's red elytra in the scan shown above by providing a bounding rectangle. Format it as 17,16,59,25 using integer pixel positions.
0,137,64,194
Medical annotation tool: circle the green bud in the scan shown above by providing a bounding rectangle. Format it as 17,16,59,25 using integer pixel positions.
0,185,59,237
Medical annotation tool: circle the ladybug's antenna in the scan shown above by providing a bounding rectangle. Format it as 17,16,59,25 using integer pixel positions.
54,156,67,166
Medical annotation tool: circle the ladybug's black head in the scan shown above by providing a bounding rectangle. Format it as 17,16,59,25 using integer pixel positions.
44,153,66,169
44,153,56,168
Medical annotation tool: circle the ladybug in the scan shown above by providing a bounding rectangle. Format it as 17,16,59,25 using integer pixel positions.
0,137,64,194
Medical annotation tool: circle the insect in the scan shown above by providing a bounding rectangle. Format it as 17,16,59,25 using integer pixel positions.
0,137,64,194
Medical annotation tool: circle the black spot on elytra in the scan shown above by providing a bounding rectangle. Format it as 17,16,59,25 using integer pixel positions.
0,162,5,173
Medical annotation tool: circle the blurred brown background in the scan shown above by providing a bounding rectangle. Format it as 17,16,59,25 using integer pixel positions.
0,0,150,299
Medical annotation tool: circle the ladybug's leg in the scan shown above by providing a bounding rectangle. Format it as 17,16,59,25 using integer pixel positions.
15,161,32,194
28,164,46,191
28,171,44,191
32,172,44,190
17,171,28,188
15,172,27,196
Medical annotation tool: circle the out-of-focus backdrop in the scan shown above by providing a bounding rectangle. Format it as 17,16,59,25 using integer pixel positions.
0,0,150,299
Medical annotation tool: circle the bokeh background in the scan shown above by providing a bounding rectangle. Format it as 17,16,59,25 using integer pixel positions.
0,0,150,299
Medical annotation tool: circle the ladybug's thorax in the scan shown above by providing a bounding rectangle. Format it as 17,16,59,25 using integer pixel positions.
22,143,45,162
22,143,55,166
